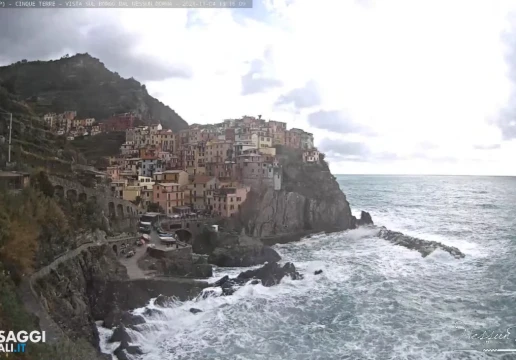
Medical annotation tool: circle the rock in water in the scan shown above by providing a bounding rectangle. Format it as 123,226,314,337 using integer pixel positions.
213,275,230,287
377,227,465,259
154,294,175,307
108,325,131,343
314,270,323,275
142,308,163,317
237,262,303,287
113,347,129,360
190,308,203,314
121,312,145,328
357,211,374,226
103,308,122,328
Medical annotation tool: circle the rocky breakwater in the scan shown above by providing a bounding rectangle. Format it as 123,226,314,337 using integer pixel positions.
375,227,465,259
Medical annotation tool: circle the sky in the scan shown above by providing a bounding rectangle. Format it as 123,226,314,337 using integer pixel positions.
1,0,516,175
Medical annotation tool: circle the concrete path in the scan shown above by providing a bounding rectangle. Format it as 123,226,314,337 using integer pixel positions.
119,244,148,279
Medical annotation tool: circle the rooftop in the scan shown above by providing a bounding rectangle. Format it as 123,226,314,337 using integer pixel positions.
163,170,185,174
157,182,180,187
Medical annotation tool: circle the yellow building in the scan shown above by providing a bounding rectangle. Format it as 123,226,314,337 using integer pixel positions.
153,170,189,187
258,147,276,156
122,186,141,202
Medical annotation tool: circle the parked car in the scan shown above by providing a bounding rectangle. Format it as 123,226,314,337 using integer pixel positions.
126,250,135,258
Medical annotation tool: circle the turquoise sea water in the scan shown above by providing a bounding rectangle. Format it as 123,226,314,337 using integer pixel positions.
100,175,516,360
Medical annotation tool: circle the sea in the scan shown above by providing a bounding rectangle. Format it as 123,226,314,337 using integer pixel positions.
99,175,516,360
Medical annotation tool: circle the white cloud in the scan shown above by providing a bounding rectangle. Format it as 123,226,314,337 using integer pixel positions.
48,0,516,174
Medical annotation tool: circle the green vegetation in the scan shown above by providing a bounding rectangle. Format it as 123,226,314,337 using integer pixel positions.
71,131,126,165
147,202,164,213
0,53,188,130
0,170,108,273
0,170,110,359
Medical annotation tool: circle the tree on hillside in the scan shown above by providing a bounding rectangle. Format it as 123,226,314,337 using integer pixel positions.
30,170,54,197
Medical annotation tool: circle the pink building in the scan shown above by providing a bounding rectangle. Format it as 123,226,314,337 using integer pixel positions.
153,183,185,216
209,186,250,217
106,166,120,180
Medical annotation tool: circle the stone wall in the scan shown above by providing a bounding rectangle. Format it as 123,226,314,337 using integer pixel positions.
48,175,142,219
147,246,212,277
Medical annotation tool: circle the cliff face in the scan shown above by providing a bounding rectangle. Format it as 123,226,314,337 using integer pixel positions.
33,244,128,349
239,152,355,240
0,54,188,130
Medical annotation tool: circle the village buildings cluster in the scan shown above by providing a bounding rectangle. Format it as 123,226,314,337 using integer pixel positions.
44,112,321,218
43,111,101,139
43,111,140,140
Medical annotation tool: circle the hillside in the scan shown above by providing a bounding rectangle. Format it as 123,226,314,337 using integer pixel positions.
0,53,188,131
0,84,86,172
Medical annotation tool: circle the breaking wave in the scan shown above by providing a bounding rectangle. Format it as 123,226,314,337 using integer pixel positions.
99,176,516,359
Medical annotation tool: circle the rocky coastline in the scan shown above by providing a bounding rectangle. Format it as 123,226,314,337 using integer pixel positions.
22,159,466,360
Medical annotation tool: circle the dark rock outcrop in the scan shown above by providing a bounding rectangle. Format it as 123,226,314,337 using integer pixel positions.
211,262,303,296
213,275,229,287
314,270,323,275
113,338,143,360
108,325,131,344
154,295,174,307
237,262,303,286
189,308,203,314
356,211,374,226
121,312,145,328
103,309,145,329
377,227,465,259
113,347,129,360
195,228,281,268
142,308,163,317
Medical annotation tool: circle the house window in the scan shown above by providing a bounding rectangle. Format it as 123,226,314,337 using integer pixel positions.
237,197,241,201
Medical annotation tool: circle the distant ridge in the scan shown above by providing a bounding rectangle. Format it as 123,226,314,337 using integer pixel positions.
0,53,189,131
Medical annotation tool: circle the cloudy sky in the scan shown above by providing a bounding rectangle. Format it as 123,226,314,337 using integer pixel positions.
1,0,516,175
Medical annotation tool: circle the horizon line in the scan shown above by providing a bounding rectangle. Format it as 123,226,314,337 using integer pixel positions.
334,173,516,177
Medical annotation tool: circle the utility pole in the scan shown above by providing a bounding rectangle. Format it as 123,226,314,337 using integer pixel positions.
8,112,12,163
